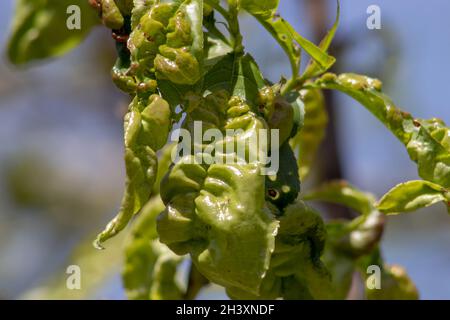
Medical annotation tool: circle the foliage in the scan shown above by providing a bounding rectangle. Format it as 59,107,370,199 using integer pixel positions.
7,0,449,300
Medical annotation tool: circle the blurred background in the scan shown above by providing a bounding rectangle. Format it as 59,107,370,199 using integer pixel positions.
0,0,449,299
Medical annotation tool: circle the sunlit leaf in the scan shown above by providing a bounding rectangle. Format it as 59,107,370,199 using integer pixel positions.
310,73,450,190
377,180,450,214
290,88,328,180
240,0,280,20
301,0,340,81
94,96,172,248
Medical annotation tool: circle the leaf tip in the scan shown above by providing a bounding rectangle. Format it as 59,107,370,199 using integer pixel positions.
93,237,106,250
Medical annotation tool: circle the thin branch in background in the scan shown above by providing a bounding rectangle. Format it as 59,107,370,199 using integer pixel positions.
303,0,354,220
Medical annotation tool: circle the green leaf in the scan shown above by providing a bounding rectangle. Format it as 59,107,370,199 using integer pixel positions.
377,180,450,214
303,180,386,256
94,95,171,249
253,15,301,79
152,143,177,195
203,31,233,71
158,80,194,108
131,0,157,28
240,0,280,20
157,92,278,295
301,0,340,81
303,180,375,216
100,0,125,29
202,53,266,107
7,0,98,65
226,201,332,300
158,158,278,295
290,88,328,180
256,16,335,79
149,244,185,300
321,247,354,299
123,197,185,300
310,73,450,189
154,0,204,85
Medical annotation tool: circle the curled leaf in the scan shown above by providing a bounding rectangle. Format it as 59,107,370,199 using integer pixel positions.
290,88,328,180
100,0,125,29
240,0,280,20
94,95,171,249
226,201,333,300
154,0,204,85
267,96,294,145
377,180,450,214
311,73,450,190
157,92,278,295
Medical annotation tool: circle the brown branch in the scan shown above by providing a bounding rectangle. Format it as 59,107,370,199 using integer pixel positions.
303,0,354,219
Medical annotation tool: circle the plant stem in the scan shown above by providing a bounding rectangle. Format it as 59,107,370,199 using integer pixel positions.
184,262,210,300
227,0,244,52
280,77,299,96
205,0,229,22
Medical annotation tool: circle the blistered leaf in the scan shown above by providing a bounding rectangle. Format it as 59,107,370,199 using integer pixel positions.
310,73,450,190
131,0,156,28
7,0,98,65
350,211,385,256
226,201,333,300
157,91,278,295
324,217,384,298
377,180,450,214
100,0,125,29
125,0,205,99
94,95,171,248
155,0,204,85
158,157,278,294
155,46,201,85
290,88,328,180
